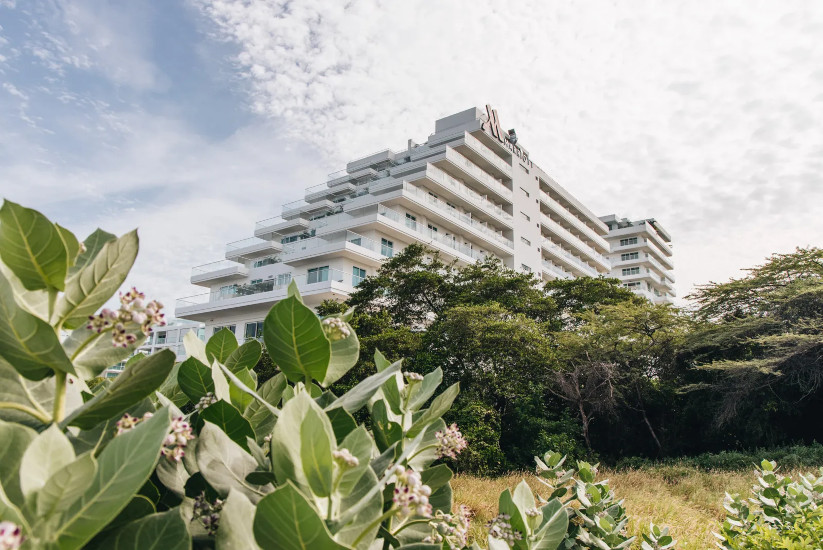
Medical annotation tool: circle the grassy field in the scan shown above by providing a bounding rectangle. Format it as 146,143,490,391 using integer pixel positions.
452,466,764,549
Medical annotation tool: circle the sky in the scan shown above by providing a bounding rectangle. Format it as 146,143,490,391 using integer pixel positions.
0,0,821,313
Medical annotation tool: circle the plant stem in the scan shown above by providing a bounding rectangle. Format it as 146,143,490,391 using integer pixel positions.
53,371,67,423
351,508,397,547
391,518,431,536
407,444,438,462
0,401,51,424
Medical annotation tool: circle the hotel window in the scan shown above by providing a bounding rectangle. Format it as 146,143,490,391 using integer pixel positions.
213,325,236,336
427,224,438,233
381,238,394,258
520,187,530,197
620,252,639,261
520,212,530,221
622,267,640,276
156,331,166,344
446,202,456,210
219,284,237,297
250,278,262,284
253,257,277,268
619,237,638,246
624,282,641,288
245,321,264,341
521,237,531,246
276,273,292,286
307,266,330,284
405,213,417,229
521,264,532,273
353,266,366,286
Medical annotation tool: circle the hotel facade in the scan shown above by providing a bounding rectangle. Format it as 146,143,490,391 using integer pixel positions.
176,106,675,340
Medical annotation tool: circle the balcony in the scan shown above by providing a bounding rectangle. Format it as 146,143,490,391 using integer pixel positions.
254,216,310,239
190,260,249,286
281,230,386,265
176,268,357,319
225,237,282,262
542,259,573,280
541,238,599,277
540,214,610,272
434,147,513,204
305,181,356,203
539,191,610,253
611,238,674,270
455,132,513,181
608,224,672,258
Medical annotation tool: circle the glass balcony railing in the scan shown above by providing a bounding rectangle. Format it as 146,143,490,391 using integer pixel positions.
176,268,355,310
540,214,609,267
402,183,514,249
377,205,488,262
417,164,513,223
225,237,276,254
542,259,573,279
461,132,512,177
541,238,598,277
191,259,247,277
443,147,512,200
281,231,383,257
539,191,609,251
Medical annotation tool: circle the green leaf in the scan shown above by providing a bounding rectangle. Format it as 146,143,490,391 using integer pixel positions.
0,262,49,320
19,423,75,497
212,359,231,401
325,359,402,414
263,295,331,383
207,328,239,363
244,373,286,443
286,279,302,301
49,409,171,550
409,367,443,410
69,229,116,276
374,349,391,372
335,425,374,496
300,403,334,498
533,499,569,550
56,224,80,270
37,453,97,517
406,382,459,438
216,490,262,550
0,268,74,379
177,356,214,402
61,325,145,380
0,419,36,505
156,362,188,408
225,339,263,373
0,199,69,290
229,368,256,412
512,480,535,527
155,454,189,499
196,422,272,503
200,400,255,452
327,407,357,444
253,482,348,550
370,400,402,453
53,230,139,329
218,363,279,419
89,509,191,550
0,357,52,426
183,330,210,365
498,488,529,550
64,349,176,430
321,318,359,386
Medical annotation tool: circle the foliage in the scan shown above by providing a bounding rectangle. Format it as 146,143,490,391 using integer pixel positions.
0,199,575,550
613,443,823,472
715,459,823,550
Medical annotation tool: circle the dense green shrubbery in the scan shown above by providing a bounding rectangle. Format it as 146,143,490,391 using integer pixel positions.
613,443,823,472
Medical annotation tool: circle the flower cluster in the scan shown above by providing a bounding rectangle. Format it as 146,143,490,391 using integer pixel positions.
161,416,194,462
86,287,165,348
525,507,541,517
424,505,471,548
332,448,359,468
194,392,217,412
392,466,433,518
487,514,523,547
404,371,424,382
321,317,350,341
435,423,468,459
191,492,224,536
0,522,24,550
115,412,154,436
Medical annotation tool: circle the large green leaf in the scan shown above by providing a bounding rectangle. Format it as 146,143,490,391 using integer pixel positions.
0,419,36,505
156,362,188,408
0,268,74,379
228,368,256,412
243,373,286,442
37,453,96,517
409,367,443,411
225,339,262,373
61,325,145,379
300,403,334,498
216,490,262,550
48,409,171,550
325,359,402,414
199,400,255,452
19,423,75,497
0,356,51,426
332,467,383,548
263,295,330,383
196,422,272,503
498,488,529,550
406,383,459,438
88,509,191,550
321,319,359,386
177,356,214,402
53,230,139,329
0,199,69,290
533,499,569,550
55,224,80,270
68,229,116,277
63,349,175,430
253,482,348,550
206,328,239,363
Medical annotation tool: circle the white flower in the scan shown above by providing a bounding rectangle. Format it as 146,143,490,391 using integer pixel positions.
0,522,23,550
195,393,217,412
321,317,351,341
435,423,468,459
393,468,433,518
487,514,522,546
332,448,359,468
404,371,424,382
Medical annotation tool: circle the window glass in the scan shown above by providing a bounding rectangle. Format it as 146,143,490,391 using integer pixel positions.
307,266,330,284
620,252,639,261
381,238,394,258
245,321,264,340
619,237,638,246
353,266,366,286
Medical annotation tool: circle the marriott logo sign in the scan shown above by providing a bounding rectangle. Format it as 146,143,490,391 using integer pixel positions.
480,104,533,168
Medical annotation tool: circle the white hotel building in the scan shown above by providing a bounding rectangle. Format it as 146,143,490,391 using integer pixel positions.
176,106,674,339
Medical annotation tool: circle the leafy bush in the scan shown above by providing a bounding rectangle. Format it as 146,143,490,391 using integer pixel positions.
715,459,823,550
613,443,823,471
0,199,573,549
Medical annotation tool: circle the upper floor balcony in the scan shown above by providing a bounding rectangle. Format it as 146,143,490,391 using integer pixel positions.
305,181,356,203
433,147,513,204
542,259,573,280
541,238,599,277
611,237,674,270
454,131,513,181
280,230,386,266
254,215,311,240
191,259,249,286
225,237,283,262
608,224,672,257
540,214,610,272
539,191,610,253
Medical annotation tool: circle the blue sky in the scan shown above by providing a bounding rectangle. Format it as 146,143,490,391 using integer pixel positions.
1,0,822,312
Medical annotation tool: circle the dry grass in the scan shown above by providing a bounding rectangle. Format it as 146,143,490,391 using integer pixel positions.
451,466,793,549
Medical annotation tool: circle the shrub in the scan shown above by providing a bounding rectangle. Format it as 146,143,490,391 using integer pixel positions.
0,199,571,549
715,459,823,549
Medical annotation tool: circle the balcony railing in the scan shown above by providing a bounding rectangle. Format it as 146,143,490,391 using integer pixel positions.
539,191,609,252
377,205,488,262
282,230,384,258
191,259,247,277
541,238,598,277
402,183,514,249
443,147,512,200
418,164,513,223
542,259,573,279
225,237,276,254
176,268,355,310
540,214,609,269
461,132,512,178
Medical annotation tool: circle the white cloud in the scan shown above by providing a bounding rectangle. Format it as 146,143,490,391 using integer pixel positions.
195,0,823,300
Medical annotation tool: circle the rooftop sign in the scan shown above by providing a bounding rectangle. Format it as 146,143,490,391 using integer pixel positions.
481,104,532,168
